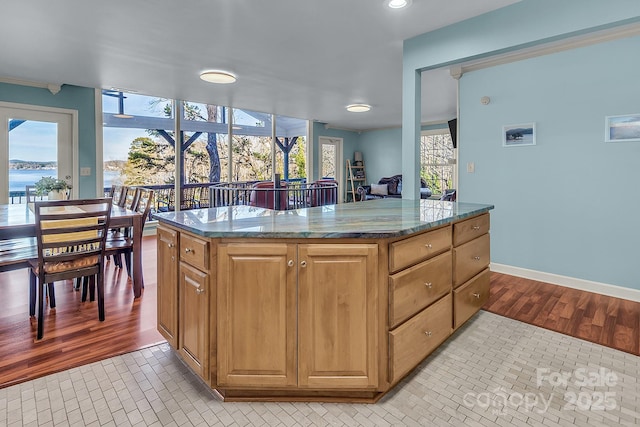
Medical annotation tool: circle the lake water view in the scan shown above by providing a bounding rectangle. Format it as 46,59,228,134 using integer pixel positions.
8,169,120,192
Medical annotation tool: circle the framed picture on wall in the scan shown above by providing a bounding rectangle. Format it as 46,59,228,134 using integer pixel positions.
605,114,640,142
503,123,536,147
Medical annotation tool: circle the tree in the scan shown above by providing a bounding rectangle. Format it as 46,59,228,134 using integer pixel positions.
122,137,174,185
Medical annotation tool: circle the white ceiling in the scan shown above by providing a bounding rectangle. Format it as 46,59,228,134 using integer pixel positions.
0,0,518,131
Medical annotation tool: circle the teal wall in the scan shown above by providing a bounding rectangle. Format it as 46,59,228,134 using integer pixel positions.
459,35,640,290
0,83,97,198
403,0,640,289
358,123,448,184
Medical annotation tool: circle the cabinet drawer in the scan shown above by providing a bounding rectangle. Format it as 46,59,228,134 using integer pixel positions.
389,293,452,383
453,233,489,287
389,226,451,273
454,268,490,329
389,251,452,328
454,213,490,246
180,233,209,271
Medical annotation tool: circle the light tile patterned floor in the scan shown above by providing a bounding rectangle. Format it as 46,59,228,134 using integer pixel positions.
2,311,640,426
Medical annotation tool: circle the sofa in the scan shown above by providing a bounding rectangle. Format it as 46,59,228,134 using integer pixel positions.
356,174,431,201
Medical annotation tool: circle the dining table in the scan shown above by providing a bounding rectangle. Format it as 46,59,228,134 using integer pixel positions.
0,203,144,298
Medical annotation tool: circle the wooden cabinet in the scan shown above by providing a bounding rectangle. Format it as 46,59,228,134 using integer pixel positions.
179,262,210,379
387,225,453,385
389,251,452,328
156,210,491,401
156,225,178,348
389,226,451,273
389,293,452,383
454,268,490,329
217,242,379,390
217,243,297,388
453,213,490,330
298,244,378,389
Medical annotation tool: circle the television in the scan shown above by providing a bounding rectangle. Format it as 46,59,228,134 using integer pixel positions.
447,118,457,149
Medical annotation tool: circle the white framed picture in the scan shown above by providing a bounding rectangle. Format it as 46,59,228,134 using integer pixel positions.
605,114,640,142
503,123,536,147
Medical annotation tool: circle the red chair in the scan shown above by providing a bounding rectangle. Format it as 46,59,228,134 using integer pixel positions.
309,179,338,207
249,181,288,210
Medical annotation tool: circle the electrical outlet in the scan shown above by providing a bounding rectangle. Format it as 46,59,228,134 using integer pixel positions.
467,162,475,173
80,167,91,176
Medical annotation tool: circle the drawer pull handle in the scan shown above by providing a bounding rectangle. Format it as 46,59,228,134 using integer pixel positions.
425,243,433,249
185,248,192,253
473,292,481,299
473,256,481,261
196,288,205,295
287,259,294,267
300,260,307,267
167,243,175,248
424,282,433,289
472,225,481,230
424,331,433,337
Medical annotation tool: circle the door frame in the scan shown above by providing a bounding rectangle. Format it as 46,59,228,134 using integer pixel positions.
0,101,79,202
318,136,343,201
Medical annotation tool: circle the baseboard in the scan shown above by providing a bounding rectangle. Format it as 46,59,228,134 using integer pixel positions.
490,263,640,303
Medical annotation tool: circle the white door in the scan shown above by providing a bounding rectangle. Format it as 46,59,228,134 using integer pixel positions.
0,103,76,203
318,136,343,201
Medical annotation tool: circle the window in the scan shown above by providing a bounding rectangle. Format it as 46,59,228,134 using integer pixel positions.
420,130,455,196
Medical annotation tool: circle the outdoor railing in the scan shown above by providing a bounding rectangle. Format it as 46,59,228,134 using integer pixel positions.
209,180,338,210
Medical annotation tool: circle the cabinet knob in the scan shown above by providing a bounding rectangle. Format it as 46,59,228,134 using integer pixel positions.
472,225,481,231
185,248,192,253
424,331,433,337
171,256,175,261
167,243,175,248
424,243,432,249
424,282,433,289
196,288,205,295
473,256,481,261
300,260,307,267
287,259,294,267
473,292,480,299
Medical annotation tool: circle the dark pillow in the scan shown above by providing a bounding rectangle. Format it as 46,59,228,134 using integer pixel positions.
386,180,398,195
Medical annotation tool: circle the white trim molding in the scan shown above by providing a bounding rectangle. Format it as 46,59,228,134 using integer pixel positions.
456,21,640,78
491,263,640,303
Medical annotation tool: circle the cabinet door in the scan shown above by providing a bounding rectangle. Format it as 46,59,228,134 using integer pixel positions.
217,243,297,387
157,226,178,348
298,243,379,389
179,262,210,380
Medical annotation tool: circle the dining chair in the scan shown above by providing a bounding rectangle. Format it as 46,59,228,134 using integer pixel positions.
29,197,112,340
25,185,38,204
105,189,154,278
109,184,128,207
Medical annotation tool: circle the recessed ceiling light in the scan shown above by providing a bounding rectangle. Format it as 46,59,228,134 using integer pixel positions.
386,0,411,9
346,104,372,113
200,70,237,84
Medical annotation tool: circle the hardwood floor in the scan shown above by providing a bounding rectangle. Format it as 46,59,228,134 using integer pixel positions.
2,241,638,390
484,272,640,356
0,235,163,389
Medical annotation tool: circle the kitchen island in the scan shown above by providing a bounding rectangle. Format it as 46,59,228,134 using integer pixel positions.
153,198,493,402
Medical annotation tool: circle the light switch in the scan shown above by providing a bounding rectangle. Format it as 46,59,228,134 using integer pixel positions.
80,167,91,176
467,162,475,173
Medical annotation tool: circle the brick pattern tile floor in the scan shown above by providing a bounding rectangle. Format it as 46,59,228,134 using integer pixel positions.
2,311,639,426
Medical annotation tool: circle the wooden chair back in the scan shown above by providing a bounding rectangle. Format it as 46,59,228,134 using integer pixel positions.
109,185,128,207
31,197,112,339
122,187,140,211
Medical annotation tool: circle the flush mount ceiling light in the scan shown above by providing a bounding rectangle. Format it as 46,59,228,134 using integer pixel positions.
200,70,237,84
346,104,372,113
386,0,411,9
